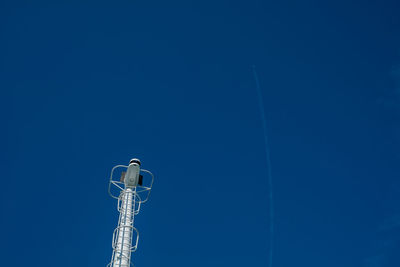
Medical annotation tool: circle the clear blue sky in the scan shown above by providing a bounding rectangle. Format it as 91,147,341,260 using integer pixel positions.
1,1,400,267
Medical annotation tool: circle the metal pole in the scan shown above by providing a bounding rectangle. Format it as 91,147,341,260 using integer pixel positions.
112,188,135,267
107,159,154,267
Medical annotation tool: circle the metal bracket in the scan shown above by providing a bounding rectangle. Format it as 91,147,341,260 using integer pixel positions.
117,191,142,215
112,225,140,252
108,165,154,203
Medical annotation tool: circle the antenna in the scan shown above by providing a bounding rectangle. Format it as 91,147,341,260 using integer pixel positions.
107,158,154,267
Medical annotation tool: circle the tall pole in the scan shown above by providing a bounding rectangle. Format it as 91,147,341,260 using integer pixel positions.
107,159,154,267
112,188,136,267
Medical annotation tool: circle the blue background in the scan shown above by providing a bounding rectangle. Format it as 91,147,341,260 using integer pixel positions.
1,1,400,267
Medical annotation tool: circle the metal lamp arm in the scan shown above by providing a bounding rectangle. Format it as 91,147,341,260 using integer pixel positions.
138,169,154,203
108,165,128,199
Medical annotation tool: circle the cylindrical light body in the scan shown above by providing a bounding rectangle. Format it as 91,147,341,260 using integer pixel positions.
124,163,140,187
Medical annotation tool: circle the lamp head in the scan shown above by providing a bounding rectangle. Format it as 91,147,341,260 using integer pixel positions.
129,158,141,166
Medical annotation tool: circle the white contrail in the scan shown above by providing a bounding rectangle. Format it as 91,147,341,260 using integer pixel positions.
252,65,274,267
